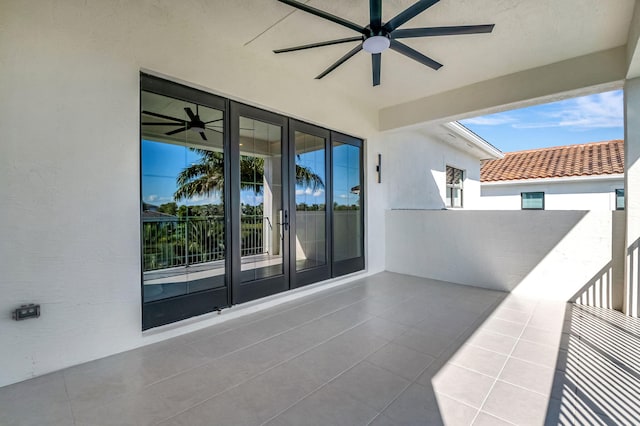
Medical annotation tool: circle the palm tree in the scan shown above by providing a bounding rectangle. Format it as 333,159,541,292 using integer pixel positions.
174,148,324,201
174,150,224,201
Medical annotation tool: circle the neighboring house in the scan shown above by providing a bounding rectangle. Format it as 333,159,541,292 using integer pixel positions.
480,140,625,210
383,122,503,210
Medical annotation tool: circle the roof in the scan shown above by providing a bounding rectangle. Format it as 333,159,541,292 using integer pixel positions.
142,210,179,221
480,140,624,182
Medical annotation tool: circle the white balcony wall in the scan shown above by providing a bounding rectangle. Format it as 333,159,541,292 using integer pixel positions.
386,210,625,307
624,77,640,316
381,130,483,210
0,1,385,387
480,178,624,210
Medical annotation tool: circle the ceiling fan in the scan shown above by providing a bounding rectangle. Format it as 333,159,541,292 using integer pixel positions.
141,106,222,141
273,0,495,86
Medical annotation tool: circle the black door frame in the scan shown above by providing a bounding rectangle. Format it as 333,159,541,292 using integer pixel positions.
230,101,291,304
140,74,231,330
330,131,365,277
289,119,332,288
140,75,366,330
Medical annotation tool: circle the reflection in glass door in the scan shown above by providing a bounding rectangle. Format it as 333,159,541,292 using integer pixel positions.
332,133,364,276
140,75,365,328
290,121,330,288
231,103,289,304
140,75,229,330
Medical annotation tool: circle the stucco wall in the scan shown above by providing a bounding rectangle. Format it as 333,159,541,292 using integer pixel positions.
0,1,384,387
480,179,624,210
386,210,622,303
381,130,484,210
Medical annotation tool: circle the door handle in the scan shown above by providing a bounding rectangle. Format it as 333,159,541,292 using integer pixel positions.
283,210,289,231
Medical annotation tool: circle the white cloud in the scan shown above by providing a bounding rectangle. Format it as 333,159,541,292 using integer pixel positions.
143,195,174,204
461,90,623,132
296,188,325,197
461,114,517,126
513,91,623,130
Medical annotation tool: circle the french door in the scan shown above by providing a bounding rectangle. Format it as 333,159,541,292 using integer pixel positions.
289,120,331,288
141,75,364,330
140,75,230,330
230,103,290,304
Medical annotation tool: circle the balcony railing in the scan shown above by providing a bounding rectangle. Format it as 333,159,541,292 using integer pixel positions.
142,215,270,272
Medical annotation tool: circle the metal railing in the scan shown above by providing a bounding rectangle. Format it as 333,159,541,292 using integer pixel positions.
142,215,269,272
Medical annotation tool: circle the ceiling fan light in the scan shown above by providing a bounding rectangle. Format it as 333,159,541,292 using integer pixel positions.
363,35,390,54
190,125,205,133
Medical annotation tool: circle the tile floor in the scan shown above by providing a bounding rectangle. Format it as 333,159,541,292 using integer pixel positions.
1,272,637,425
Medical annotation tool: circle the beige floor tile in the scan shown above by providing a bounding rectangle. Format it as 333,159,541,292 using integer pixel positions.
472,412,514,426
482,381,548,426
382,383,444,426
5,274,639,426
393,328,453,358
450,344,508,378
511,340,559,368
367,342,435,381
466,329,518,355
327,361,410,410
498,357,555,395
266,385,378,426
482,317,526,338
436,393,479,426
431,364,495,408
0,372,73,426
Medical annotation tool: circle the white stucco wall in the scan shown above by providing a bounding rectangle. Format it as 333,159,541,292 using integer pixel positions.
381,130,484,210
624,78,640,316
386,210,622,303
480,178,625,210
0,1,385,387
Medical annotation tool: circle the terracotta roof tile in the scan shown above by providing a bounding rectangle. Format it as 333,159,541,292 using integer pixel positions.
480,140,624,182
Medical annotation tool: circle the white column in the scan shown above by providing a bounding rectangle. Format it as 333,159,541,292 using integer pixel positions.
623,78,640,316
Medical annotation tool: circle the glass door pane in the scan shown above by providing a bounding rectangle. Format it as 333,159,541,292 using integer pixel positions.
332,134,364,277
239,116,284,282
333,142,362,261
295,131,327,271
140,75,228,329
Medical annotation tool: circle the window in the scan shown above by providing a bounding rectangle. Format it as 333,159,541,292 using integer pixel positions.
446,166,464,208
616,189,625,210
522,192,544,210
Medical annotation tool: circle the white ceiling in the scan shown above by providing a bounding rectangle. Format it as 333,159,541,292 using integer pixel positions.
213,0,635,109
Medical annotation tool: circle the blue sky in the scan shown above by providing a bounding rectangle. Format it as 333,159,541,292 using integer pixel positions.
459,90,624,153
142,140,358,208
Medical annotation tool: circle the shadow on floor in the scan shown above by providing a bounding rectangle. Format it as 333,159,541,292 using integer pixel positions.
544,304,640,425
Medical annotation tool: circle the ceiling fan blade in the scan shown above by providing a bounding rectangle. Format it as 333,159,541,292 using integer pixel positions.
166,127,188,136
274,37,362,54
142,111,185,123
184,107,196,121
316,44,363,80
141,122,184,126
370,0,382,30
204,118,223,124
277,0,365,34
372,53,381,86
392,24,495,39
389,40,442,70
199,131,207,141
384,0,440,33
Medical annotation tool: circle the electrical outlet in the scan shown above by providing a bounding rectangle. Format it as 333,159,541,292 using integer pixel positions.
12,304,40,321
